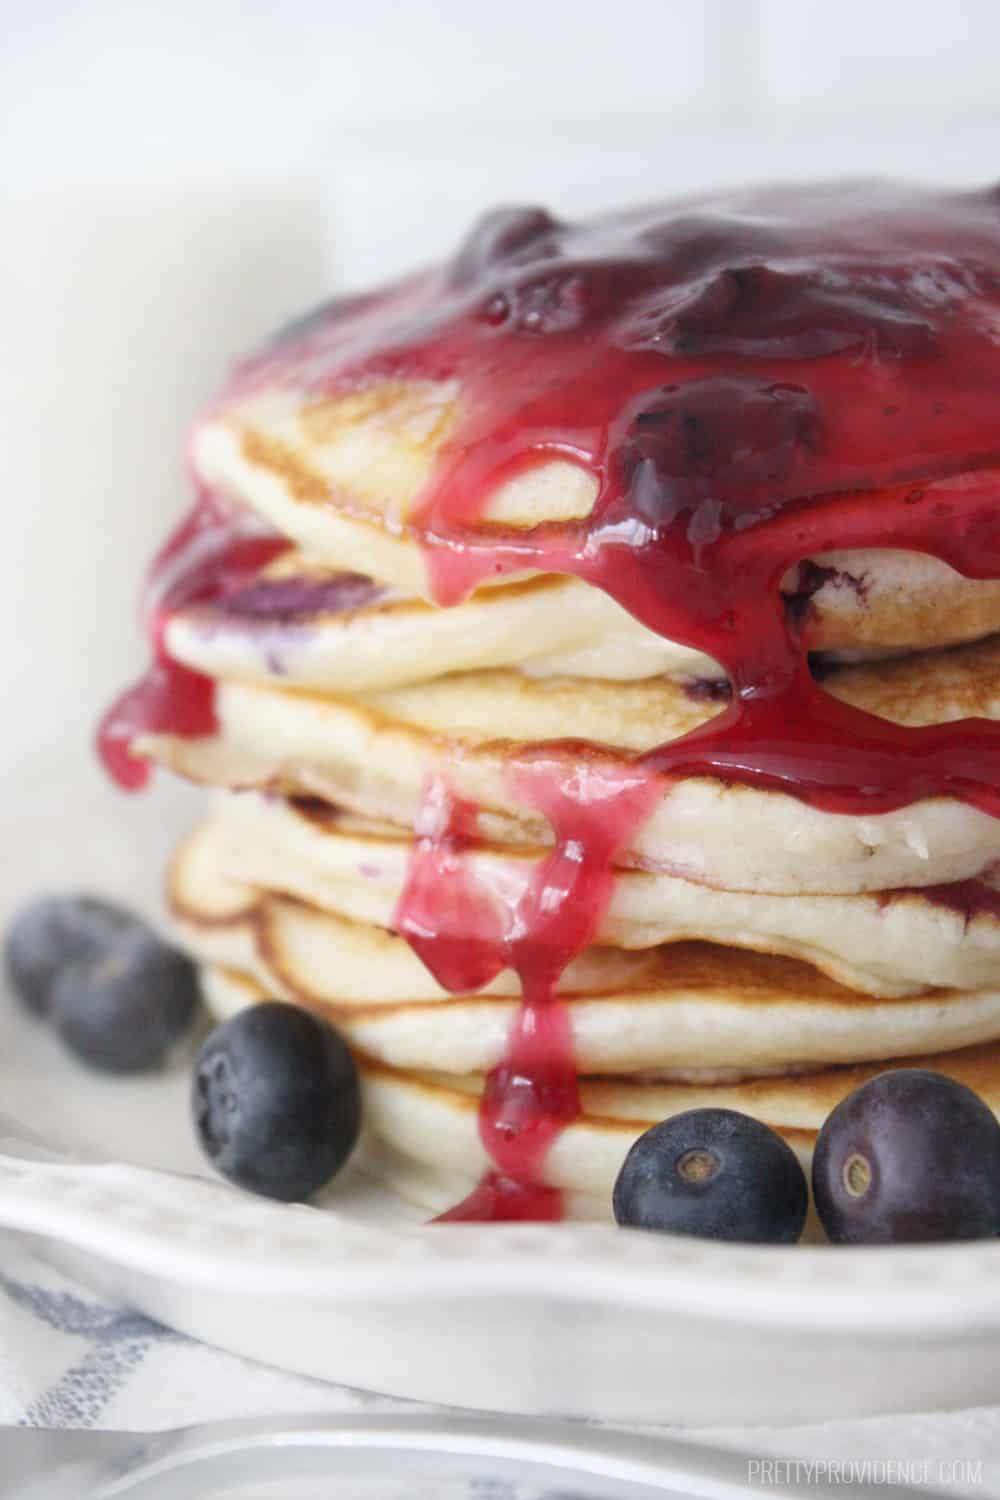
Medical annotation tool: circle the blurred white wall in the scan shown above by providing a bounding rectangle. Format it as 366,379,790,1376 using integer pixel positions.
2,0,1000,784
5,0,1000,283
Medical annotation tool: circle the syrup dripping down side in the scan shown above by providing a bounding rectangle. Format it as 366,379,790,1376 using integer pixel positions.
96,493,289,789
395,763,658,1221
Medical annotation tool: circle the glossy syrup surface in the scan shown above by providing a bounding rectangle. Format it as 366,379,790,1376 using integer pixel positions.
112,182,1000,1220
395,764,657,1219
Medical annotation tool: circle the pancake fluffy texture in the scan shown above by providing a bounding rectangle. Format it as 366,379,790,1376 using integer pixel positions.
129,189,1000,1224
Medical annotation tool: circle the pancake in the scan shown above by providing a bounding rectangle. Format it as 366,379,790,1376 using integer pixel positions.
141,633,1000,894
164,549,962,695
165,555,730,688
206,794,1000,999
168,819,651,1004
193,389,1000,662
201,963,1000,1223
171,826,1000,1074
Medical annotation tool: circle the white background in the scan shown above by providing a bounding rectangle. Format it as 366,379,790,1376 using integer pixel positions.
324,0,1000,285
2,0,1000,786
6,0,1000,282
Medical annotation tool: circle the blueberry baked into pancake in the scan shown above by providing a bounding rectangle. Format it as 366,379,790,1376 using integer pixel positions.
94,180,1000,1239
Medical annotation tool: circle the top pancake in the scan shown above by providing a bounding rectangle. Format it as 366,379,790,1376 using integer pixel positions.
192,391,1000,666
191,183,1000,662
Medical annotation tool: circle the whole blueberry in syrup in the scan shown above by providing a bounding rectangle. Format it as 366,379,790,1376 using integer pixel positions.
192,1002,361,1202
5,895,146,1017
51,928,201,1073
613,1108,808,1244
812,1069,1000,1245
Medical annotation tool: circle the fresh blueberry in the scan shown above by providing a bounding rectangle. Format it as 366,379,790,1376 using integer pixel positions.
51,929,201,1072
192,1001,361,1202
5,895,144,1016
812,1068,1000,1245
613,1108,808,1244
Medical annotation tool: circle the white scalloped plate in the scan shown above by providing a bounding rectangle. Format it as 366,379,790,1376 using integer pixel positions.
4,774,1000,1424
7,983,1000,1426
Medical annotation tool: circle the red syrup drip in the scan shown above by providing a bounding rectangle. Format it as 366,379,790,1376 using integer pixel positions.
434,1172,563,1223
397,764,658,1221
97,493,289,789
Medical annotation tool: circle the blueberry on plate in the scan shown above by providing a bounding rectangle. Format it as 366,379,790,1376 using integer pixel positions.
613,1108,808,1245
51,929,201,1073
5,894,143,1016
812,1068,1000,1245
192,1001,361,1202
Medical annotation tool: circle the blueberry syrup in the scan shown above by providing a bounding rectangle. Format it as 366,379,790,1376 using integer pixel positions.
107,183,1000,1219
681,676,733,705
396,777,507,995
97,492,288,789
782,560,865,632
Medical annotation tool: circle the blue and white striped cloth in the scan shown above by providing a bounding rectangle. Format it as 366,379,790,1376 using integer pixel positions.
0,1233,423,1433
0,1232,997,1498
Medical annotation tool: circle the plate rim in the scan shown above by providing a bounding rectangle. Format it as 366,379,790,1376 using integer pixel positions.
5,1152,1000,1340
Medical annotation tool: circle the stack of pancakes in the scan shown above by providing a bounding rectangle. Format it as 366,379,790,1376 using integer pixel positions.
126,368,1000,1221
